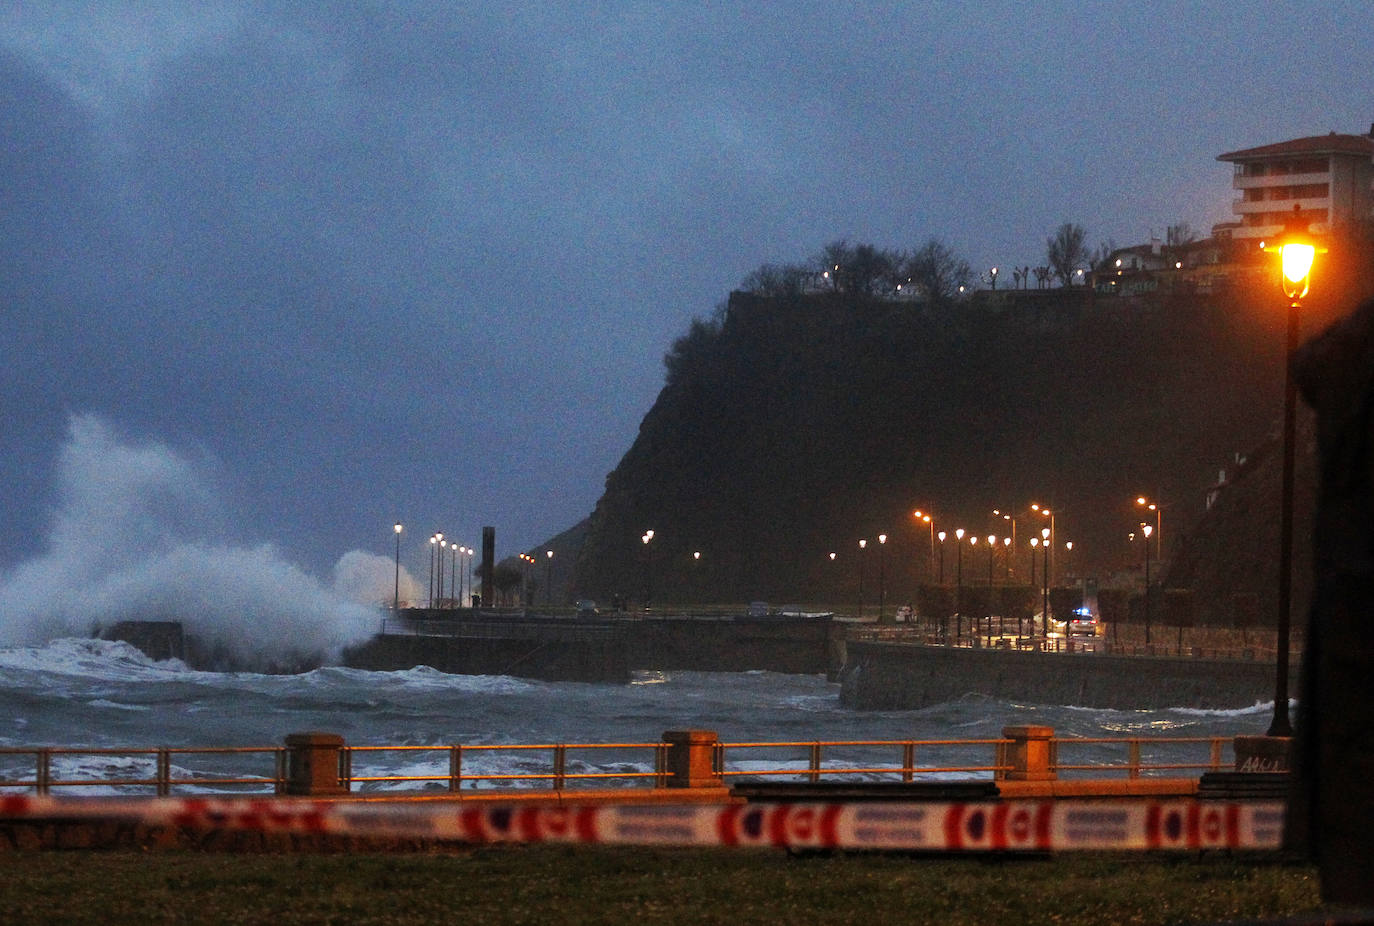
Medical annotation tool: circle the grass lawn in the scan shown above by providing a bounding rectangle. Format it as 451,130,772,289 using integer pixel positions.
0,847,1329,925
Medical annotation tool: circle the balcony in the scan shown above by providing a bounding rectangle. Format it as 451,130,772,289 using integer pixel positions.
1232,196,1330,216
1232,170,1329,190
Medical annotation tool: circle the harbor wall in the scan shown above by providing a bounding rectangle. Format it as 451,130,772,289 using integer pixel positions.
839,640,1296,711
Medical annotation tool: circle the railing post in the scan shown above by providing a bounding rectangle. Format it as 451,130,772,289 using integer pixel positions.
1128,740,1142,780
1001,726,1056,781
808,742,822,783
37,748,50,795
902,742,916,782
157,748,171,797
662,730,724,789
449,744,462,793
283,732,348,796
553,745,567,789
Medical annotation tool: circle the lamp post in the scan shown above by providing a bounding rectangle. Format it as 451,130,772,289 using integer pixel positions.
1029,537,1039,640
450,541,458,608
937,531,947,583
857,539,867,618
1031,504,1055,586
436,534,445,607
986,535,997,587
393,522,403,612
877,534,888,620
1003,536,1013,581
641,530,655,610
428,534,437,609
1040,527,1051,644
456,546,467,607
1259,208,1319,738
1136,496,1163,561
914,510,935,580
545,550,554,607
1141,523,1154,646
954,529,965,643
992,509,1017,579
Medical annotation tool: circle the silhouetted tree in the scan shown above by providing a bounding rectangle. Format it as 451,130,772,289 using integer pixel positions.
1047,222,1089,286
663,313,723,387
740,262,809,298
903,238,973,303
491,563,524,606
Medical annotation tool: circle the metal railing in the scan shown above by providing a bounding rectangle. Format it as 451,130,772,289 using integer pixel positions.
0,732,1238,796
0,746,286,796
341,742,668,792
1052,736,1230,779
714,738,1013,782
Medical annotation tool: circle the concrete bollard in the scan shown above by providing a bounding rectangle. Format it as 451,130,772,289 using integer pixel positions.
1001,725,1056,781
1233,734,1291,773
662,729,722,789
284,732,348,796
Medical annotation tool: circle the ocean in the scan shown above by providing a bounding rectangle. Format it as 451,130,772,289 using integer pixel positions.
0,637,1281,796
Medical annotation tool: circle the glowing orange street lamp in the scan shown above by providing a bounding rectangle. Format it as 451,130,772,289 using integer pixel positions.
1260,207,1322,739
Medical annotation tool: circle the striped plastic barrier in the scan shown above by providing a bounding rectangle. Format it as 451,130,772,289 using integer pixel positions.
0,795,1284,851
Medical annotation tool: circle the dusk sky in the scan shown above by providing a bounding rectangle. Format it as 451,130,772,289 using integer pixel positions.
3,2,1372,591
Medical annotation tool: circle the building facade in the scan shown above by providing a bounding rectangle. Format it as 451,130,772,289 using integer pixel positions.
1217,131,1374,241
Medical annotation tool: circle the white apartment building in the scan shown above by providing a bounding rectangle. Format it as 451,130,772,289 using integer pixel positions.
1217,131,1374,241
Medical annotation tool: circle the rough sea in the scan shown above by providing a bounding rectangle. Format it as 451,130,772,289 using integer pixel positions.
0,637,1281,796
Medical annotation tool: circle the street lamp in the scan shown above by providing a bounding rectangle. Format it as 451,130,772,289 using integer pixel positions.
436,534,445,608
393,522,403,612
1260,208,1320,738
877,534,888,619
1040,527,1051,642
937,531,947,583
992,509,1017,578
857,539,868,618
914,510,935,580
986,535,997,587
1142,524,1154,646
428,534,438,608
545,550,554,607
1136,496,1163,561
641,530,655,610
450,541,458,608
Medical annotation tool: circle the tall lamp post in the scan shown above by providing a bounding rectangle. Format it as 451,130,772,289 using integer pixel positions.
1040,527,1051,643
450,541,458,608
436,534,445,607
954,529,965,643
937,531,947,583
393,522,403,612
1261,208,1319,739
857,539,868,618
641,530,655,610
1142,523,1154,646
428,534,437,608
877,534,888,620
1136,496,1163,561
914,510,935,580
545,550,554,607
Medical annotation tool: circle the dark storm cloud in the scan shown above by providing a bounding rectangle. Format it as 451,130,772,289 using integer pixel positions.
2,1,1372,578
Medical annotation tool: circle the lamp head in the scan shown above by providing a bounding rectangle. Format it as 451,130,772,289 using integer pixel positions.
1263,206,1323,299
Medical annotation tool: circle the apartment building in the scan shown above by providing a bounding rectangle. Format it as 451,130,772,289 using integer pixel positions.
1217,130,1374,240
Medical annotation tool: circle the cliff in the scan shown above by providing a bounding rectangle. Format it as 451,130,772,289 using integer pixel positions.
569,282,1350,617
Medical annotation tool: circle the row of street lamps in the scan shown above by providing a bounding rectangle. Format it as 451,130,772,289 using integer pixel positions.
390,523,475,610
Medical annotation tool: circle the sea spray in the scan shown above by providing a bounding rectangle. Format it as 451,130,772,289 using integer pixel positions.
0,415,420,668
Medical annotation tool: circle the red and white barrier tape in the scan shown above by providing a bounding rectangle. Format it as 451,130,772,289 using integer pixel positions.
0,796,1285,851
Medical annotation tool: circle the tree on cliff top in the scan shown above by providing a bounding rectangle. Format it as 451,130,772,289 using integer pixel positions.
1046,222,1089,285
903,238,972,302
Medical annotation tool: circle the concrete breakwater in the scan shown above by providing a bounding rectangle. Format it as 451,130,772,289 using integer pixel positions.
342,610,846,682
839,640,1296,711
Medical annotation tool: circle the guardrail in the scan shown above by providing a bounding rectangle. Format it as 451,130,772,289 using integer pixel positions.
0,727,1238,797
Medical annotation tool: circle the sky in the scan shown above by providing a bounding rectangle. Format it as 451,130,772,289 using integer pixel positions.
2,1,1372,606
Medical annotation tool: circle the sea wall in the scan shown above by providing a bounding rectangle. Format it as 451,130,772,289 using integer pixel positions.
839,640,1297,711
